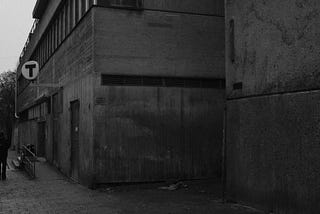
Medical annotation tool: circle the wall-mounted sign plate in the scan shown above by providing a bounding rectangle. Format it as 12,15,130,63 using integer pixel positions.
21,61,39,80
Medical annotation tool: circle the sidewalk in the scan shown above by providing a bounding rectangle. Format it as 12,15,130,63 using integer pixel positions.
0,151,263,214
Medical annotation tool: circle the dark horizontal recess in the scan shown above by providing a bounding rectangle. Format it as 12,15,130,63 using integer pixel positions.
233,82,243,90
101,74,225,89
97,0,143,9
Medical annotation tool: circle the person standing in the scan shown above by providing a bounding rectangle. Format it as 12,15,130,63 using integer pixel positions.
0,132,10,180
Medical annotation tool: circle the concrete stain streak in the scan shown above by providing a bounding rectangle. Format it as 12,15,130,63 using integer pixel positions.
247,1,320,46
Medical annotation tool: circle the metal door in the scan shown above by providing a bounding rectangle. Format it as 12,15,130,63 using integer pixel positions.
70,100,80,181
37,122,46,157
52,92,62,165
52,118,59,165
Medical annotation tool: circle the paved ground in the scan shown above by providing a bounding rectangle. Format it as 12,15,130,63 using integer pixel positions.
0,151,263,214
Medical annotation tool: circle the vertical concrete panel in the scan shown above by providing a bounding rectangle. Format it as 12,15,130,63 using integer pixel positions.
92,5,225,183
61,75,94,186
226,0,320,213
94,85,224,183
45,116,53,162
226,92,320,213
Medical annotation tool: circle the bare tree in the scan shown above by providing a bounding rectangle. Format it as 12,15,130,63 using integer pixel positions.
0,70,16,143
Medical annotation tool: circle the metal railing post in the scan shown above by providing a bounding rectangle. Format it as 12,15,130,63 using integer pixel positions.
22,145,37,179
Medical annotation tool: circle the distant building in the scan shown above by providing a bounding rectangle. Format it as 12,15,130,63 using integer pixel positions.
17,0,225,187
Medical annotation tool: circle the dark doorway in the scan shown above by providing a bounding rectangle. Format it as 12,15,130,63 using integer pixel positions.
37,122,46,157
52,91,62,166
70,100,80,181
52,118,59,165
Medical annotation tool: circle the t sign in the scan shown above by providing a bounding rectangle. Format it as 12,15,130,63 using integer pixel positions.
21,61,39,80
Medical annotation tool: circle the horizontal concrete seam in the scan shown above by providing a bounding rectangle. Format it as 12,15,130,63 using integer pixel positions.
143,8,225,18
93,5,225,18
227,88,320,101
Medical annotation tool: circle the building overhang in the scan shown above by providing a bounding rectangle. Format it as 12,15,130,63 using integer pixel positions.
32,0,49,19
18,95,49,113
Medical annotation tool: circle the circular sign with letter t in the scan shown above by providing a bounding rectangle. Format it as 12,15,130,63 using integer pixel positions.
21,61,39,80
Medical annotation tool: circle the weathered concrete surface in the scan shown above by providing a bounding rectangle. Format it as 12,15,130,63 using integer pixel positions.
226,1,320,213
226,0,320,99
226,91,320,213
92,5,225,183
94,83,225,183
94,7,225,79
18,10,95,187
18,1,226,188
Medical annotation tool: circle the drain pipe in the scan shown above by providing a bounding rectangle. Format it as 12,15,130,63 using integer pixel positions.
222,104,227,202
15,70,19,119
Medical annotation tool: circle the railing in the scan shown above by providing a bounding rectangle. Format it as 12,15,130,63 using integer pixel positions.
21,145,37,179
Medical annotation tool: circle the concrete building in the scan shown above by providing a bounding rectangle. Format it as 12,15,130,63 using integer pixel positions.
17,0,225,187
225,0,320,213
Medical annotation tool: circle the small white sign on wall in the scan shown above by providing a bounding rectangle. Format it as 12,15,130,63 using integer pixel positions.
21,61,39,80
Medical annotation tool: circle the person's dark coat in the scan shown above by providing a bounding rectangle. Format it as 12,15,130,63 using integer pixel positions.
0,133,9,180
0,134,9,157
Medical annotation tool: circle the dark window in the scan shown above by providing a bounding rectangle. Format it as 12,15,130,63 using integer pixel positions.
58,14,62,45
54,20,57,49
52,91,63,116
48,31,51,56
51,23,54,53
57,18,60,46
70,0,74,29
61,7,65,41
41,39,45,65
45,34,48,62
75,0,79,23
56,19,59,48
65,1,69,36
51,26,54,53
81,0,86,16
39,43,43,66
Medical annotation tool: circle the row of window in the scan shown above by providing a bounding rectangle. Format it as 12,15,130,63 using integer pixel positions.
18,0,95,94
23,90,62,121
19,0,143,94
28,102,48,120
29,0,143,69
31,0,94,68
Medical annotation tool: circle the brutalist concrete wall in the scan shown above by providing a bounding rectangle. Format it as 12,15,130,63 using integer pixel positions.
225,0,320,213
92,5,225,183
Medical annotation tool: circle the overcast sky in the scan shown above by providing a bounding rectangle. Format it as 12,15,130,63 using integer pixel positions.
0,0,37,73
